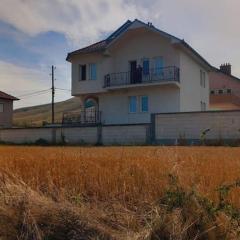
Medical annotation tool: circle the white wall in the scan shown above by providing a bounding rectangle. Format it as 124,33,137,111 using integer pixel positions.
154,111,240,141
109,28,180,73
179,51,209,112
99,85,180,124
0,125,149,145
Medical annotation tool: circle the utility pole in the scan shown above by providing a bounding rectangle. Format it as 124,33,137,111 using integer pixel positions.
51,65,56,124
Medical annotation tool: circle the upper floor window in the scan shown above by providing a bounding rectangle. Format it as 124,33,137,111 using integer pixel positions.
200,70,206,88
79,64,86,81
89,63,97,80
218,89,223,94
140,96,149,112
154,57,164,76
0,103,3,113
129,96,137,113
142,59,150,75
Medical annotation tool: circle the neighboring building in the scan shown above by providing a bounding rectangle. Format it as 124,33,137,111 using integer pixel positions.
66,19,211,125
0,91,19,128
209,63,240,110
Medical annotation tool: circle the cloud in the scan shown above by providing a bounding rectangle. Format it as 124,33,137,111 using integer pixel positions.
0,0,147,47
0,60,70,108
0,0,239,73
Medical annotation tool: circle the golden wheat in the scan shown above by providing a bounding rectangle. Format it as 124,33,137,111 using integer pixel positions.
0,146,240,205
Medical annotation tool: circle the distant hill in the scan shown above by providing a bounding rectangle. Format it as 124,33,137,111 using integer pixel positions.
14,97,81,127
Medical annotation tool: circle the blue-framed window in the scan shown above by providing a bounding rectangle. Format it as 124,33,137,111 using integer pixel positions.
129,96,137,113
154,57,164,76
89,63,97,80
143,59,150,75
141,96,148,112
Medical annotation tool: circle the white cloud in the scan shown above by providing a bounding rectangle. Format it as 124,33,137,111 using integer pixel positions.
0,0,146,47
0,60,70,108
0,0,239,75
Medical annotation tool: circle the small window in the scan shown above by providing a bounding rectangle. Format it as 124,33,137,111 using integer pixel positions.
141,96,148,112
210,90,215,95
227,89,232,94
129,96,137,113
89,63,97,80
218,89,223,94
79,65,86,81
0,103,3,113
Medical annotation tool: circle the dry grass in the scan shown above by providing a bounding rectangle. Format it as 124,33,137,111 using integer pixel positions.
0,146,240,239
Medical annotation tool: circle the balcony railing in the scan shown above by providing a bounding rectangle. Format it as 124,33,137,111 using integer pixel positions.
62,110,101,125
104,66,180,88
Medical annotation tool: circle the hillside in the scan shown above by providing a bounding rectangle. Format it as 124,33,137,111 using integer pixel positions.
13,97,81,127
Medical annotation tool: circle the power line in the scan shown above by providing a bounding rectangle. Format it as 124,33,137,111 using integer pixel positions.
18,90,51,100
55,87,71,92
16,89,51,98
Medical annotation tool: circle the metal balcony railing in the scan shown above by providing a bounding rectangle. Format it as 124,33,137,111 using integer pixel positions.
104,66,180,88
62,110,101,125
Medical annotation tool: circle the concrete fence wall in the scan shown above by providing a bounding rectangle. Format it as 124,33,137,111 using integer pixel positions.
153,110,240,143
0,124,150,145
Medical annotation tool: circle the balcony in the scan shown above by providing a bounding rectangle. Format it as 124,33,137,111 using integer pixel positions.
104,66,180,89
62,110,101,126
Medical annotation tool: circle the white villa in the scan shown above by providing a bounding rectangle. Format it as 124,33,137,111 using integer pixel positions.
66,19,211,125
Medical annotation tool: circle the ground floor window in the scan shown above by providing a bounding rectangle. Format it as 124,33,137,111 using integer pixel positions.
140,96,149,112
0,103,3,112
129,96,137,113
129,95,149,113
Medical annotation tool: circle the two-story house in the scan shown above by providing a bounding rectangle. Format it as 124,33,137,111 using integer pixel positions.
66,19,211,125
209,63,240,110
0,91,19,128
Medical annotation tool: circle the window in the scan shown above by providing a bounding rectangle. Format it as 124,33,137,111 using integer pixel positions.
0,103,3,113
140,96,148,112
210,90,215,95
129,96,137,113
79,65,86,81
142,59,150,75
218,89,223,94
227,89,232,94
154,57,164,76
89,63,97,80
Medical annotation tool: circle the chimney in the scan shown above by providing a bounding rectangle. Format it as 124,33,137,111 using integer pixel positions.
220,63,231,75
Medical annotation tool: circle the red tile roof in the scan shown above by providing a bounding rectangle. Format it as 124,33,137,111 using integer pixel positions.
0,91,19,101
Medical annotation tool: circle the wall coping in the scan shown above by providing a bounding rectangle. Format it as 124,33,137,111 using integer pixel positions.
0,123,150,131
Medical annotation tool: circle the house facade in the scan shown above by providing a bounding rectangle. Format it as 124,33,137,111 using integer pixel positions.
67,19,211,125
0,91,19,128
209,64,240,110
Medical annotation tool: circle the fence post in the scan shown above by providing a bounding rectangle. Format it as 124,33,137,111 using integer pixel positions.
97,124,102,145
150,114,156,144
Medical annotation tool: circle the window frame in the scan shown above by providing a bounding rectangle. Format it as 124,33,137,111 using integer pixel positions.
140,95,149,113
89,63,97,80
79,64,87,81
129,96,137,113
142,58,150,76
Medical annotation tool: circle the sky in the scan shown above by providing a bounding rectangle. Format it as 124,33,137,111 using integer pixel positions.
0,0,239,109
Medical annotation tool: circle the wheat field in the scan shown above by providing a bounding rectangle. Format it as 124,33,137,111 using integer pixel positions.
0,146,240,239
